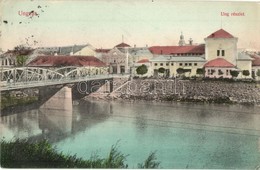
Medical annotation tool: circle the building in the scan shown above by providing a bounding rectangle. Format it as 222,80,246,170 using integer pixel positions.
0,47,34,67
27,55,108,76
250,54,260,80
150,55,206,77
36,44,96,56
148,34,205,77
204,29,252,78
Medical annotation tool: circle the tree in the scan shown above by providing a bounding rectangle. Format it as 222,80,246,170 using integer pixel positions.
256,69,260,77
136,64,148,75
16,55,28,66
196,68,205,76
13,45,32,66
242,70,250,78
230,70,239,78
158,67,165,74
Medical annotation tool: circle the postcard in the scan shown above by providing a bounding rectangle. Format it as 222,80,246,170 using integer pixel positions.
0,0,259,169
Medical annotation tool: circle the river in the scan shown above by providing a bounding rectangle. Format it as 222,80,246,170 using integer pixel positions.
1,100,260,169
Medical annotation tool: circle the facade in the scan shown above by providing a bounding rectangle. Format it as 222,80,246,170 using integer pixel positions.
204,58,235,78
150,55,206,77
250,54,260,80
204,29,252,78
99,47,128,74
148,36,206,77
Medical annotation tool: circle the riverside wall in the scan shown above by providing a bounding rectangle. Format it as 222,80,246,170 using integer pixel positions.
107,79,260,105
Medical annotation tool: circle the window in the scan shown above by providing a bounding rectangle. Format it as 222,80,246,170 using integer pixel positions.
217,50,220,56
189,63,192,66
166,63,169,66
171,63,174,66
222,50,225,56
154,63,158,66
160,63,163,66
208,69,211,75
226,69,229,75
185,63,188,66
210,69,215,75
194,63,197,66
179,63,183,66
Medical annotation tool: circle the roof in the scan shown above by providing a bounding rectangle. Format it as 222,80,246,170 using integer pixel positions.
36,44,93,55
237,52,253,61
150,55,206,62
149,44,205,55
115,42,131,48
27,55,106,67
204,58,235,68
137,59,150,63
129,48,153,56
206,29,235,38
95,49,111,53
58,45,88,55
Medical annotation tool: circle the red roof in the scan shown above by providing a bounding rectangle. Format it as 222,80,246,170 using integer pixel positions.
204,58,235,68
27,55,106,67
250,54,260,66
95,49,111,53
149,44,205,55
115,42,131,48
137,59,149,63
207,29,235,38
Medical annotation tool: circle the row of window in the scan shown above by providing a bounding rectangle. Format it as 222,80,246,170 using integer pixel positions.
154,62,198,67
207,69,230,75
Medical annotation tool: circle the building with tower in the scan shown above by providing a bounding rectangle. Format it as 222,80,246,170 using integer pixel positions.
204,29,252,78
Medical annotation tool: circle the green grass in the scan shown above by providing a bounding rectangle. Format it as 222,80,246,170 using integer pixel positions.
0,139,160,168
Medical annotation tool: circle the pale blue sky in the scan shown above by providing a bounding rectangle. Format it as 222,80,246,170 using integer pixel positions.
0,0,259,51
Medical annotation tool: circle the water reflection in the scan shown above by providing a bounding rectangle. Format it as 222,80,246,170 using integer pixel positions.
1,100,260,169
1,100,113,143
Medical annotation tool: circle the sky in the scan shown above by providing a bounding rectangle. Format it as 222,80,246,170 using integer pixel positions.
0,0,259,51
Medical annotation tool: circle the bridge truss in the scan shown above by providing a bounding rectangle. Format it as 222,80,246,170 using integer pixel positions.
0,66,109,88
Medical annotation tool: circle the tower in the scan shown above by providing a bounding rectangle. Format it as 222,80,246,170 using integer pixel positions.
178,32,186,46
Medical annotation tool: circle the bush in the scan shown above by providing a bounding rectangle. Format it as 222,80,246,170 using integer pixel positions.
136,65,148,76
1,139,160,168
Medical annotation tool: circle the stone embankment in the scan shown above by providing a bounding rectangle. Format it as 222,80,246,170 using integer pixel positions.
98,79,260,105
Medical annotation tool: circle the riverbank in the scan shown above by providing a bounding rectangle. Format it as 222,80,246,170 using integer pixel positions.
1,139,160,168
88,79,260,105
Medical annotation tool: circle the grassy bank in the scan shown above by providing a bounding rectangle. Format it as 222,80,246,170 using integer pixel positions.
0,139,160,168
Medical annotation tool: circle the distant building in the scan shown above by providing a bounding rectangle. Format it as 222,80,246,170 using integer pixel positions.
36,44,96,56
27,55,108,75
148,33,205,77
0,48,34,67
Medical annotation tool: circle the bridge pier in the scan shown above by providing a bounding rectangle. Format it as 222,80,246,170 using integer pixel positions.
40,86,72,111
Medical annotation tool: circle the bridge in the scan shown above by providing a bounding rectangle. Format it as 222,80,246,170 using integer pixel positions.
0,66,129,114
0,66,128,92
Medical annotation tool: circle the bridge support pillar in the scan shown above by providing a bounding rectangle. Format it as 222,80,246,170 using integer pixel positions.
40,86,72,111
110,79,113,93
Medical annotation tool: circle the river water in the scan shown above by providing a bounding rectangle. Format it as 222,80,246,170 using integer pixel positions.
1,100,260,169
